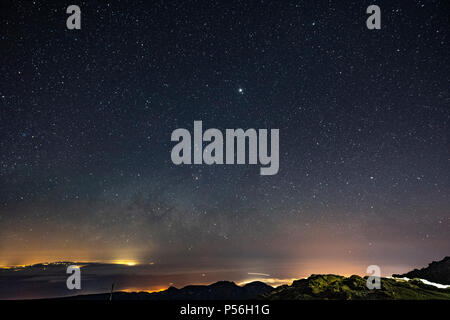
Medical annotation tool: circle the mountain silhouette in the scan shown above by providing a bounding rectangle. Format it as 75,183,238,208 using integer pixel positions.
64,280,274,300
62,274,450,300
393,256,450,285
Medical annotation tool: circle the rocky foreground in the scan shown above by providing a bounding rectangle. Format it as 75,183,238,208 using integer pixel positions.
263,274,450,300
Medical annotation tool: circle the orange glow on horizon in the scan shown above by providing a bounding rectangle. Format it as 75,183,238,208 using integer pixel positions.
111,260,138,266
121,287,168,293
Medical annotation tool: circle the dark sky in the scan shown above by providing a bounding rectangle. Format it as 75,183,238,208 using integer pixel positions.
0,0,449,286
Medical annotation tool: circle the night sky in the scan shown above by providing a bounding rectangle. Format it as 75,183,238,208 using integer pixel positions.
0,0,449,289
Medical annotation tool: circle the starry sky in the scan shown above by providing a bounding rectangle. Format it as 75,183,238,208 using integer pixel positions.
0,0,449,286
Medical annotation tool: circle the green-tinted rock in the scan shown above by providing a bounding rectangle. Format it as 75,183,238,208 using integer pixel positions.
263,274,450,300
